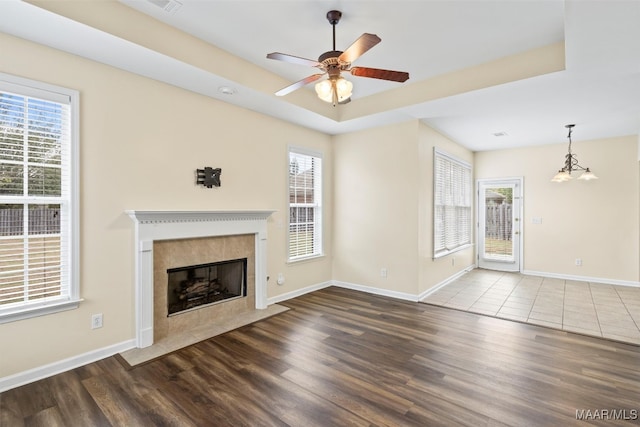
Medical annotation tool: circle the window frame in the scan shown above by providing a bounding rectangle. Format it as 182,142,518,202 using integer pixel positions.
433,147,473,259
287,146,323,262
0,73,80,324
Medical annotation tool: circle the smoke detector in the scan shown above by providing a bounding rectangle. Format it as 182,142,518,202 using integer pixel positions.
218,86,237,96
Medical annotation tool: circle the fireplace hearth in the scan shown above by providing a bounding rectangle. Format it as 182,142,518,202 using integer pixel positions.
167,258,247,316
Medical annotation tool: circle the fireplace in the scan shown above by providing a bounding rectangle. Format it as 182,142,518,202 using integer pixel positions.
167,258,247,316
127,210,274,348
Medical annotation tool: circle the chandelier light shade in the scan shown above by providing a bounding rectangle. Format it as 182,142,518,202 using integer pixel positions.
551,124,598,182
315,76,353,105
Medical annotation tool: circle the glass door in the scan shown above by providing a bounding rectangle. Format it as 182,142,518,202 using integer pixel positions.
477,179,522,272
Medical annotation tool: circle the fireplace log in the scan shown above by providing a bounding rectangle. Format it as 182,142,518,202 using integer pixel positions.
176,278,223,300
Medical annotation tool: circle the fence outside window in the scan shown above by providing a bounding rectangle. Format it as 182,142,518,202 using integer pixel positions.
0,207,60,236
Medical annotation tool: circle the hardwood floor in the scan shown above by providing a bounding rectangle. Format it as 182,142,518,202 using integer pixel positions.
2,286,639,426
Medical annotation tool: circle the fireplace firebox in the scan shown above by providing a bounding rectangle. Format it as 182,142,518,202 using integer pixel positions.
167,258,247,316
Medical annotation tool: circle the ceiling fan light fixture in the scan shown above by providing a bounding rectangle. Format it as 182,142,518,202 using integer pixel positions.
336,77,353,100
315,79,333,102
315,76,352,105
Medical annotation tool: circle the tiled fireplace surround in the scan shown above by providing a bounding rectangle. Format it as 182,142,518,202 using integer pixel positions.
127,211,274,348
154,234,254,342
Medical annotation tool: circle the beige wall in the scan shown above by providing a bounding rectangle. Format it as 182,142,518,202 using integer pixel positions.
418,124,476,294
332,120,475,296
475,136,639,282
333,121,420,294
0,33,333,377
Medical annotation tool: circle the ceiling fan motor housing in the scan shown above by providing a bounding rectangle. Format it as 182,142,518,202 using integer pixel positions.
319,51,349,78
319,50,343,63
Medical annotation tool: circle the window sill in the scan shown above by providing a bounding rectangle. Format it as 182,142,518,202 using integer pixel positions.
0,299,82,325
287,253,325,264
433,243,474,260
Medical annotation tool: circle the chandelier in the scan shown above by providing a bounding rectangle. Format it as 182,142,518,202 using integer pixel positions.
551,124,598,182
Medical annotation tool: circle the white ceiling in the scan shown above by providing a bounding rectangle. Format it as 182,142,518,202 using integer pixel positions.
2,0,640,151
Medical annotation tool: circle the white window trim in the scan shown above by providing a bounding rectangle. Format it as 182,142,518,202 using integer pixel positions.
0,73,80,324
433,147,473,259
287,145,324,262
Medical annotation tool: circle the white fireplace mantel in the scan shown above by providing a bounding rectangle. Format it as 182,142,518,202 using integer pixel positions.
127,210,275,348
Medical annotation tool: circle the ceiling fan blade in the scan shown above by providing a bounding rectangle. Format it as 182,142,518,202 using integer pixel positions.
338,33,381,64
267,52,321,68
275,73,325,96
350,67,409,82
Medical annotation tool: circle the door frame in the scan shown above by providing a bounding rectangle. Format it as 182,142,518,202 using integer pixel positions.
476,177,524,272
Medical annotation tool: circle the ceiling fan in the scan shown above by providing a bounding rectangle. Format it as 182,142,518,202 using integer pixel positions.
266,10,410,106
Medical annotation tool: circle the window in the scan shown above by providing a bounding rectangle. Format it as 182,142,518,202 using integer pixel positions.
0,73,79,323
288,147,322,260
433,148,472,258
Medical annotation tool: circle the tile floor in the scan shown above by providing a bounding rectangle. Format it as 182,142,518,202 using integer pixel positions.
422,269,640,345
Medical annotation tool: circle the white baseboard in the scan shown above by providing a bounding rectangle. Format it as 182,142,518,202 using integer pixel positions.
267,280,333,305
523,270,640,288
268,279,422,305
0,339,136,393
268,267,478,306
331,280,422,302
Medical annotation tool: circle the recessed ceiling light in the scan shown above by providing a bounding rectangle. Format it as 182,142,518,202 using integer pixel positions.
218,86,237,95
492,131,508,137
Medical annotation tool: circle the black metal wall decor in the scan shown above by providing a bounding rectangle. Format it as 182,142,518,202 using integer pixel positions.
196,167,222,188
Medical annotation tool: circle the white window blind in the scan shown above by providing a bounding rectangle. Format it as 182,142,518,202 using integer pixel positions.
0,74,79,323
288,147,322,260
433,148,472,258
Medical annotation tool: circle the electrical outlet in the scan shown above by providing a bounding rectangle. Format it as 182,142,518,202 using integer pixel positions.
380,268,388,278
91,313,103,329
575,258,582,266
